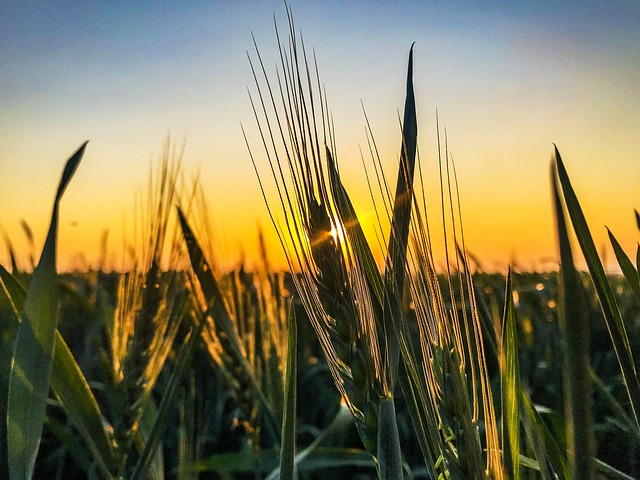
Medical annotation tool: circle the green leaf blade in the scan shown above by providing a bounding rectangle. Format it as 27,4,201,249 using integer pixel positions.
51,332,116,479
552,156,596,479
607,228,640,304
554,146,640,432
381,45,417,391
7,142,86,480
501,271,520,480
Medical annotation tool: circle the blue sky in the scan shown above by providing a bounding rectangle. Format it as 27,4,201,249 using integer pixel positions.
1,1,639,270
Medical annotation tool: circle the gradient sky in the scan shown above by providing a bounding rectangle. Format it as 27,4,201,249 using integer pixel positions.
1,1,639,272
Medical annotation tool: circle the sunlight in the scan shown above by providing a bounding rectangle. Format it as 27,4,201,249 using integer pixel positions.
329,223,339,243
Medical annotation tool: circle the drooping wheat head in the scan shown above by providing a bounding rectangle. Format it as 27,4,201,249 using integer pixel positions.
245,9,393,460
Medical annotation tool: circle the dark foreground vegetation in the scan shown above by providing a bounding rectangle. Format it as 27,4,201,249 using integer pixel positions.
1,266,639,479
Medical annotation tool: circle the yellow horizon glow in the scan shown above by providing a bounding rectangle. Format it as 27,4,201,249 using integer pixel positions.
1,3,638,274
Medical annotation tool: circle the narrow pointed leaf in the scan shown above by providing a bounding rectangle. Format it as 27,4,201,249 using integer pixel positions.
0,230,21,277
7,142,86,480
198,447,375,475
382,44,417,390
589,367,640,440
554,146,640,431
595,459,638,480
607,228,640,304
552,157,595,479
1,222,116,480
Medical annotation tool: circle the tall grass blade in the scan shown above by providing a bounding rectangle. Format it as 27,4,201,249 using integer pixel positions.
130,320,203,480
500,270,520,480
134,378,165,480
382,44,417,390
0,263,23,479
279,301,297,480
1,239,116,480
554,146,640,431
607,228,640,304
7,142,86,480
551,157,595,479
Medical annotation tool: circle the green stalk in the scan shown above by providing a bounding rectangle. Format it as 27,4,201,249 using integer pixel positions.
501,270,520,480
279,302,297,480
377,397,403,480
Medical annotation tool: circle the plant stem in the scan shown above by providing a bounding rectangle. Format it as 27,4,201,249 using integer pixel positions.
377,397,403,480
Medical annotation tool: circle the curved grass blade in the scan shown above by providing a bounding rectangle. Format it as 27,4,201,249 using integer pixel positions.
589,367,640,441
0,262,23,478
554,146,640,432
607,228,640,304
51,332,117,478
279,301,297,480
551,157,595,479
7,142,86,480
596,459,638,480
1,238,116,480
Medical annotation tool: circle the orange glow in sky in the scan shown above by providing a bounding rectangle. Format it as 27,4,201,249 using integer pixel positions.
1,2,638,273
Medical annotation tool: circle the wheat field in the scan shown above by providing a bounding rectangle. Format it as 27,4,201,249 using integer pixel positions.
1,7,639,480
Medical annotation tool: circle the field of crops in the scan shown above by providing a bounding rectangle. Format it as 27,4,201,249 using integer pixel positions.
2,10,639,480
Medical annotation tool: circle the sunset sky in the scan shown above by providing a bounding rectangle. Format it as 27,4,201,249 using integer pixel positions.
1,1,638,272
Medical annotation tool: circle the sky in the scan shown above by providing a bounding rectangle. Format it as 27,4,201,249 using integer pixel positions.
1,1,639,272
